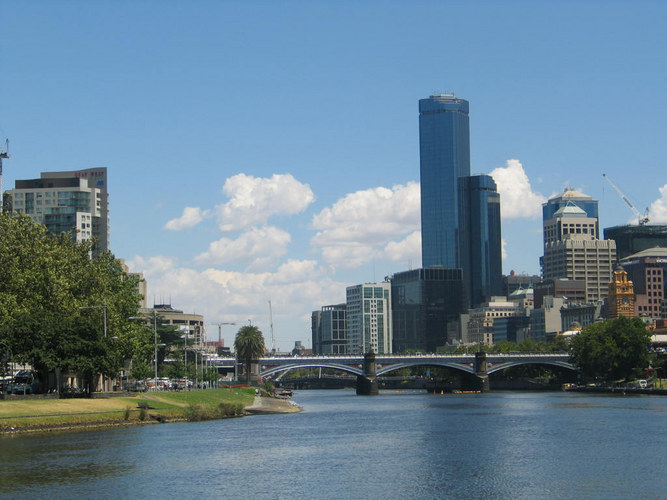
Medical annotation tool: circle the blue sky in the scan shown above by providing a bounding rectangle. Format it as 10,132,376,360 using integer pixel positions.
2,1,666,350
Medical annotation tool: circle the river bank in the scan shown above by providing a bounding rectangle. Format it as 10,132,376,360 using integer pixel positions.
0,388,300,436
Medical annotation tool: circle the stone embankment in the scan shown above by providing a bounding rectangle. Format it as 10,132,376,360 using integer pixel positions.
245,395,302,414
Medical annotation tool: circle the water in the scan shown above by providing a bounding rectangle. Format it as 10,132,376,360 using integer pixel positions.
1,390,666,499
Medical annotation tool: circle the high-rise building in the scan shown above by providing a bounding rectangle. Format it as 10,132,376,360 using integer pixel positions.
346,282,392,354
540,191,616,303
419,94,470,269
419,95,502,307
311,304,347,355
390,268,466,353
9,167,109,255
458,175,503,306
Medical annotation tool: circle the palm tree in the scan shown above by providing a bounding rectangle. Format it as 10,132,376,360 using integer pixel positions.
234,325,266,384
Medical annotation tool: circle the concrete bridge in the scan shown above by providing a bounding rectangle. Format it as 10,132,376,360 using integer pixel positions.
255,351,575,394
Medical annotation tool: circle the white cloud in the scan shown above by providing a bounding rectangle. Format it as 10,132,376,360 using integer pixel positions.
311,182,420,267
382,230,421,264
216,173,315,232
129,254,346,347
164,206,208,231
195,225,291,271
489,159,546,219
649,183,667,223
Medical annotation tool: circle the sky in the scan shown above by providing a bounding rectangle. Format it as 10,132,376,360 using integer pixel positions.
2,1,666,351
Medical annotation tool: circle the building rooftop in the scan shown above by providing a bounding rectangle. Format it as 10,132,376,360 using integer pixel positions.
622,246,667,261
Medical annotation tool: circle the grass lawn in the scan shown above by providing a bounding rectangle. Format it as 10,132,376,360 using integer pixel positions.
0,388,256,432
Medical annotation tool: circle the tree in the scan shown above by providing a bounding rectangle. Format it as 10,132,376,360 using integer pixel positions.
234,325,266,384
0,213,144,392
570,317,651,383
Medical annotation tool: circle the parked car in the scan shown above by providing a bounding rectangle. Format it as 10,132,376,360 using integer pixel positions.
11,383,32,395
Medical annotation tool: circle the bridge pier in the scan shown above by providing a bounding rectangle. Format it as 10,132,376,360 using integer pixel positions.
473,351,490,392
356,351,379,395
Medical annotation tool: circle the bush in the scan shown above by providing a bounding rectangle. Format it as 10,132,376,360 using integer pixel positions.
124,406,131,420
184,403,206,422
139,408,147,421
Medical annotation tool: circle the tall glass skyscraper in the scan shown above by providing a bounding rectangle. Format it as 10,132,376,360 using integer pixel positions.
419,94,471,269
459,175,503,307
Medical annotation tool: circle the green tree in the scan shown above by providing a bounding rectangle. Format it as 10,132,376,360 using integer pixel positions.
570,317,651,383
234,325,265,384
0,213,144,392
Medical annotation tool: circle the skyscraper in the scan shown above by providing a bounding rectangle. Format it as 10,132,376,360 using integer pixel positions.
419,94,470,269
540,190,616,303
459,175,503,307
419,94,501,307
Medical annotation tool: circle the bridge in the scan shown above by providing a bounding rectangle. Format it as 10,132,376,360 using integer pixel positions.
254,351,575,394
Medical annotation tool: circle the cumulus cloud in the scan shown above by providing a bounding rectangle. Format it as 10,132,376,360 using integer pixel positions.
216,173,315,232
164,207,208,231
195,225,291,271
489,159,546,219
382,231,421,264
649,183,667,223
128,254,346,345
311,182,420,267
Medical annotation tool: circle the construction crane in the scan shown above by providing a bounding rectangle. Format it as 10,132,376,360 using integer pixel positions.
208,322,237,345
0,139,9,212
603,173,649,226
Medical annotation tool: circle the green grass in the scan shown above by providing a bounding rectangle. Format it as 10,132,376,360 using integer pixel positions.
0,388,256,433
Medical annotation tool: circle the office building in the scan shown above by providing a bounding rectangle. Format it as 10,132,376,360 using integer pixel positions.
458,175,503,307
419,94,470,269
620,247,667,319
390,268,466,353
530,296,566,343
311,304,347,355
9,167,109,255
541,191,616,303
346,282,392,354
465,297,525,345
604,225,667,261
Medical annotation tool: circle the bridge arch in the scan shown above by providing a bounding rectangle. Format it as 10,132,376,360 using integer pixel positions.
261,363,363,378
487,360,577,375
377,360,475,376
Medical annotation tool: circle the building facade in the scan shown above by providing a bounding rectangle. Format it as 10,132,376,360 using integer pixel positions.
458,174,503,307
604,225,667,261
419,94,470,269
541,193,616,303
9,168,109,255
620,247,667,319
346,283,392,354
144,304,205,347
465,297,525,345
390,268,466,353
311,304,347,355
606,266,636,319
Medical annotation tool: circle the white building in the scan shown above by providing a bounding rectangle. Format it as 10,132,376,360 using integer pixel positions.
346,282,392,354
465,297,525,345
9,168,109,255
541,202,616,303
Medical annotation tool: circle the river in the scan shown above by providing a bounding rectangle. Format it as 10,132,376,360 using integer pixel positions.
1,390,665,499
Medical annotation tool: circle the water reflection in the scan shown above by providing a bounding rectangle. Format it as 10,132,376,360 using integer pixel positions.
1,390,666,499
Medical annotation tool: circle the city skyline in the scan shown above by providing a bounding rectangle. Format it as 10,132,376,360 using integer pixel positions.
2,2,667,350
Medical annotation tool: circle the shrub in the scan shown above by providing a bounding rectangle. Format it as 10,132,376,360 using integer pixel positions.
124,406,131,421
139,408,147,421
184,403,206,422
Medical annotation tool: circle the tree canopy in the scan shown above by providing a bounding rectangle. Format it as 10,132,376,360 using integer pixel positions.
234,325,265,384
570,317,651,383
0,213,148,391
